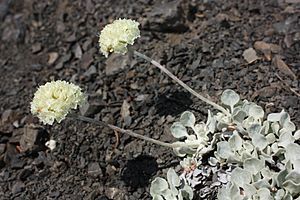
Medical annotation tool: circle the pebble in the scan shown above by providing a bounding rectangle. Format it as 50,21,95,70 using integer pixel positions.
88,162,102,178
11,181,25,194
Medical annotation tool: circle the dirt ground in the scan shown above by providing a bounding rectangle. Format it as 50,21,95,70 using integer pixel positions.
0,0,299,199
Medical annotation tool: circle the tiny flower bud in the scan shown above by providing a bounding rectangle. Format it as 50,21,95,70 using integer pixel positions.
31,80,86,125
99,18,140,57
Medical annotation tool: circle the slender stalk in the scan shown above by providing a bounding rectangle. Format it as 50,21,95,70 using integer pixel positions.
70,114,189,148
133,50,230,116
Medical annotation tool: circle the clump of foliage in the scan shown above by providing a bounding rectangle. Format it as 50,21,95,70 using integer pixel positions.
151,89,300,200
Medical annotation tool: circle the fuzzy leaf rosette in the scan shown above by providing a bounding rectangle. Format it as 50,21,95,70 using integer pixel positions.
30,80,86,125
99,18,140,57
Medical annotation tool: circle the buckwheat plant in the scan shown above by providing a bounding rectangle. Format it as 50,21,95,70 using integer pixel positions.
31,81,195,149
98,19,300,200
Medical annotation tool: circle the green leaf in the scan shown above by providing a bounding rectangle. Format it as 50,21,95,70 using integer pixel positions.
170,122,188,138
180,111,195,128
221,89,240,108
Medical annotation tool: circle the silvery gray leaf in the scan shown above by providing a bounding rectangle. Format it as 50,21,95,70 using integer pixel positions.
249,104,264,119
206,110,216,133
274,189,285,200
261,167,274,180
170,122,188,138
278,129,295,148
252,179,271,189
243,158,264,175
150,177,169,196
267,111,284,122
221,89,240,108
230,167,251,187
257,188,272,200
208,157,218,166
271,122,280,136
228,131,243,151
282,180,300,196
243,183,256,198
232,107,247,123
285,144,300,165
266,133,276,144
280,111,296,132
180,111,196,128
294,130,300,140
252,133,268,150
167,168,180,195
217,141,234,159
245,120,261,137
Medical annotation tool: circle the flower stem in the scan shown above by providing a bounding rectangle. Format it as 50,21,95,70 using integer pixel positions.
133,50,230,116
70,114,185,148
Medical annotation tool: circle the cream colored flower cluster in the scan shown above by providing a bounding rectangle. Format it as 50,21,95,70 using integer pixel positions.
31,80,86,125
99,18,140,57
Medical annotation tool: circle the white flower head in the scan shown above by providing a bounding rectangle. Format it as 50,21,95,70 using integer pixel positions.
99,18,140,57
31,80,86,125
45,139,57,151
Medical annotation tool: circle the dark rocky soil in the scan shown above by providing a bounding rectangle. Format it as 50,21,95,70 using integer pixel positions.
0,0,299,199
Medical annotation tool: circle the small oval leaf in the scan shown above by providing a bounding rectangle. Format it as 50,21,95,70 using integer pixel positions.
170,122,188,138
180,111,196,127
221,89,240,107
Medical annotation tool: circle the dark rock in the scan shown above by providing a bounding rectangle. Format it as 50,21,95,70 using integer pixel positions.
12,181,25,194
105,54,129,76
18,168,33,181
10,156,25,169
80,99,105,117
145,0,189,32
0,144,6,155
88,162,102,178
31,43,42,54
81,48,96,69
83,65,97,78
9,128,23,144
20,125,49,152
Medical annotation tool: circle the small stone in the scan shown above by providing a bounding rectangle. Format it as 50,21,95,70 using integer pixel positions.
18,168,33,181
20,126,48,152
1,109,12,124
273,55,296,80
80,101,104,117
12,181,25,194
0,144,6,154
75,44,83,59
11,156,26,169
88,162,102,178
83,65,97,77
31,43,42,54
81,48,96,69
243,48,258,64
105,53,129,75
48,52,59,65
